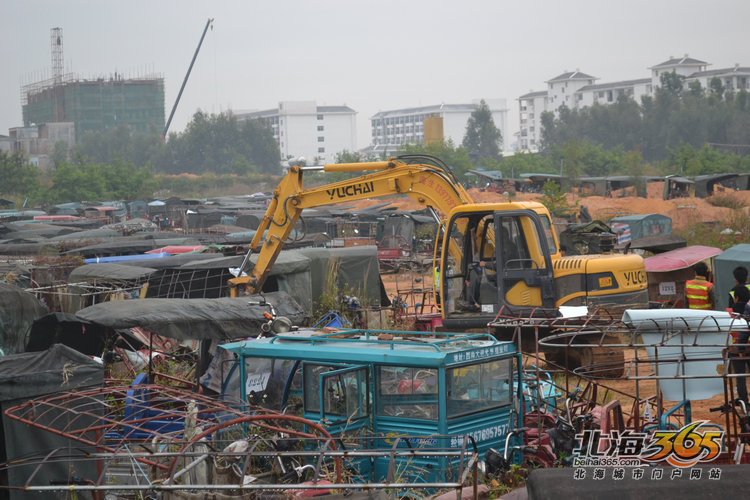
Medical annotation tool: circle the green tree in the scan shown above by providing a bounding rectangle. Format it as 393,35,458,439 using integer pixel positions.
539,181,576,218
462,99,503,160
709,77,725,100
306,149,364,185
102,159,156,200
76,125,162,169
51,141,70,168
660,71,685,98
335,150,364,163
623,150,648,196
150,111,281,175
239,117,283,174
560,140,585,182
539,111,557,152
0,151,41,200
44,158,155,203
398,139,474,178
539,72,750,164
687,80,704,98
47,160,107,203
500,151,549,178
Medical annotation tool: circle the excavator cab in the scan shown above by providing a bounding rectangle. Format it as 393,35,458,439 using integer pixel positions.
441,207,557,329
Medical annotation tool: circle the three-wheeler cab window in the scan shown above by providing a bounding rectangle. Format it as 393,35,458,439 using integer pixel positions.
446,358,513,418
376,366,439,420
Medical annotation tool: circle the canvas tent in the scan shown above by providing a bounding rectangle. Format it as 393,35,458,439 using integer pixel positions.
610,213,672,249
713,243,750,311
297,246,387,307
379,214,415,246
142,246,387,312
144,251,313,308
694,173,739,198
663,175,694,199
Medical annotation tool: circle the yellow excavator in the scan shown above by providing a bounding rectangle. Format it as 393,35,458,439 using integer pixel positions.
229,155,647,369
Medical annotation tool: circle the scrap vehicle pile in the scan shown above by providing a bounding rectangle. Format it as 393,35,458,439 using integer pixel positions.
4,155,750,497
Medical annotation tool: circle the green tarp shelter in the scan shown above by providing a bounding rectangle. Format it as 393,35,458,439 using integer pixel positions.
713,243,750,310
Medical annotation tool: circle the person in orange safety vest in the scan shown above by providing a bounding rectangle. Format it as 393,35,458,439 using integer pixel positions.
685,261,715,310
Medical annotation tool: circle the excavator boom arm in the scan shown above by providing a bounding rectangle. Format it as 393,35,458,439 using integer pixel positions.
229,156,472,296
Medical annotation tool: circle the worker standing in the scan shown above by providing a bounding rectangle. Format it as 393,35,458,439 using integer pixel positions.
685,262,715,310
729,284,750,403
727,266,750,309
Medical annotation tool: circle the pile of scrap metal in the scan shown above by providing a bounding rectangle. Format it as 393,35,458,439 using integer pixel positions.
0,345,479,498
557,220,616,256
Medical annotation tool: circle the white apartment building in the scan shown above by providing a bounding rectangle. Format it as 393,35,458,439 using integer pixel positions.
236,101,357,165
687,64,750,94
369,99,509,154
517,55,749,152
517,91,547,152
577,78,652,109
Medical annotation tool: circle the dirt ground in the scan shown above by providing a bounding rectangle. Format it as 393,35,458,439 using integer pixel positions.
348,181,750,231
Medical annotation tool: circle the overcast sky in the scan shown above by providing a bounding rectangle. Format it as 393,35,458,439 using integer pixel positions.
2,0,749,150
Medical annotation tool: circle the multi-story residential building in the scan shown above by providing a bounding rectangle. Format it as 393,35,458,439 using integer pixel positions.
686,64,750,94
517,55,748,152
518,91,547,152
236,101,356,165
577,78,652,109
546,71,597,111
649,56,708,84
369,99,509,155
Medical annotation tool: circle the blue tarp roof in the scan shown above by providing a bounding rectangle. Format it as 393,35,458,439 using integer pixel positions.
84,253,169,264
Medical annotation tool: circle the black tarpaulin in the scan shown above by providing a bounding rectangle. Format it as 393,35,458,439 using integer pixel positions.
25,312,108,356
0,344,103,499
0,283,48,355
75,291,307,341
68,263,157,282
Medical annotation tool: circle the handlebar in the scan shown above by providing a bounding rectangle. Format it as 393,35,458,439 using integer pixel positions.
709,399,749,415
503,427,529,459
564,387,583,425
